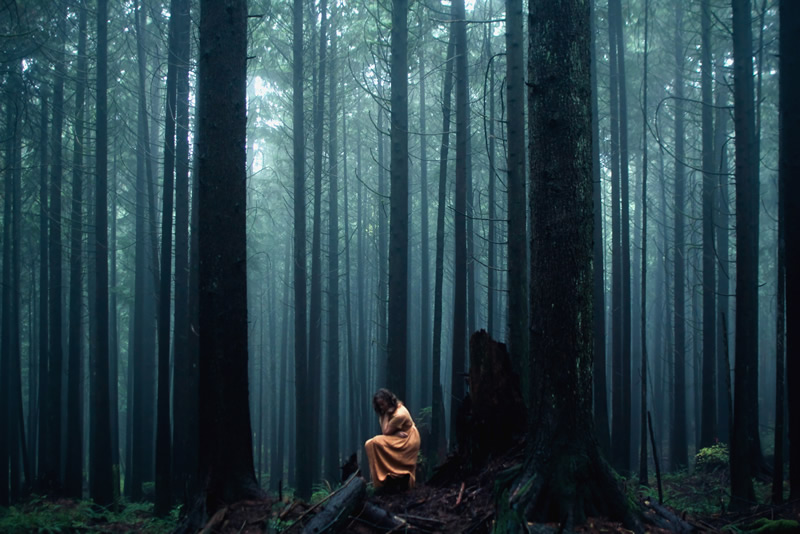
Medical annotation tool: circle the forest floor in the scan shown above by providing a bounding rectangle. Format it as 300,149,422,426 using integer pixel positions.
1,446,798,533
185,440,799,534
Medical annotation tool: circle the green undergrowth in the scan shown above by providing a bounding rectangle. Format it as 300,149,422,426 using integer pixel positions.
630,444,783,519
0,496,179,533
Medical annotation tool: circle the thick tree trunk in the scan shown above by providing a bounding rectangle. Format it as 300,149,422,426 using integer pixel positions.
730,0,761,509
196,0,260,512
498,2,634,528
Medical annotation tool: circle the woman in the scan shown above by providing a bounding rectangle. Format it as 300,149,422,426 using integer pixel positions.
364,388,421,490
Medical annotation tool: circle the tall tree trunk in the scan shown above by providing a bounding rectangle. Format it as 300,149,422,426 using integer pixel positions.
292,0,311,501
419,34,432,410
714,59,731,445
308,0,328,487
638,0,650,486
431,31,455,460
155,0,183,513
325,14,341,482
450,0,468,446
36,87,50,485
196,0,260,512
505,0,528,392
91,0,115,506
1,65,21,505
612,0,632,473
388,0,410,402
780,0,800,501
502,1,634,527
66,1,88,498
270,240,292,491
671,0,688,471
10,64,28,500
485,17,497,341
171,0,193,502
590,0,610,458
377,96,389,389
131,0,157,498
608,0,625,474
730,0,760,509
45,4,68,492
700,0,717,450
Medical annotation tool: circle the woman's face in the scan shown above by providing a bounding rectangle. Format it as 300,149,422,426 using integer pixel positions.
376,397,390,415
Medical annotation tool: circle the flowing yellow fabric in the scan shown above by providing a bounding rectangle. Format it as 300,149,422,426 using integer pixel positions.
364,402,421,488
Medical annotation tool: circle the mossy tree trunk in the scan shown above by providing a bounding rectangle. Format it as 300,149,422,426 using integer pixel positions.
495,0,635,529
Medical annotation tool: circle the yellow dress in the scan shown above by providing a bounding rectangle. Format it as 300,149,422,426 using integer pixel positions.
364,403,421,488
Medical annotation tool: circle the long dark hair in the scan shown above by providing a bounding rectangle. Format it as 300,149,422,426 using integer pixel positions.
372,388,399,415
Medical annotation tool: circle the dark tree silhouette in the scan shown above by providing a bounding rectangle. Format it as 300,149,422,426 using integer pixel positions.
450,0,468,445
700,0,717,451
505,0,528,391
196,0,260,512
781,0,800,501
495,1,634,528
671,0,688,472
590,0,610,458
431,30,455,461
387,0,409,402
91,0,115,506
66,0,88,499
292,0,312,501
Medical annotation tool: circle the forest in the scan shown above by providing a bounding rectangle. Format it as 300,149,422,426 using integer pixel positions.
0,0,798,532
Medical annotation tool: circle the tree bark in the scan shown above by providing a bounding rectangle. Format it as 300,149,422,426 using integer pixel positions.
325,12,341,482
590,0,610,457
66,1,88,498
780,0,800,501
730,0,760,509
505,0,528,394
431,30,455,461
499,1,634,528
700,0,717,451
308,0,328,487
171,0,194,503
671,0,688,472
450,0,468,447
293,0,312,501
196,0,260,513
91,0,115,506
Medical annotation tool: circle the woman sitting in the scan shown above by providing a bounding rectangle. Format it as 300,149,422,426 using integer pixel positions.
364,388,421,491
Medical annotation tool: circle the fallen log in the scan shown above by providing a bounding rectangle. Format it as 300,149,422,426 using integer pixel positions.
644,497,694,533
301,475,367,533
350,502,407,531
